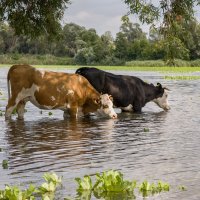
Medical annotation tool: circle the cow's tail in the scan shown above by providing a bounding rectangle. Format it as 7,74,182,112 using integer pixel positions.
7,71,11,100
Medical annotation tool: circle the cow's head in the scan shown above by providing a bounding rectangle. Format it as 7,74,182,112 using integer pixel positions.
153,83,170,111
95,94,117,119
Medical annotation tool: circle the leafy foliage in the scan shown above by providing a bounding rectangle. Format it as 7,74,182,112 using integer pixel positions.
124,0,200,63
139,180,170,197
0,172,62,200
75,170,137,200
0,185,36,200
1,16,200,65
75,175,93,191
38,172,62,198
0,0,70,38
94,170,136,193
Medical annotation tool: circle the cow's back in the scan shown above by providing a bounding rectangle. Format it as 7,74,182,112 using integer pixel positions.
76,67,147,108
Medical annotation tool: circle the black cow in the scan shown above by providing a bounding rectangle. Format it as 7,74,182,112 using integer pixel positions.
76,67,170,113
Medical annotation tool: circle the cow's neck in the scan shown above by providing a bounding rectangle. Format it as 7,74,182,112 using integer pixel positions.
143,83,158,103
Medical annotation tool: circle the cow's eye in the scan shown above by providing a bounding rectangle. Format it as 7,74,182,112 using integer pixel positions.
103,105,109,109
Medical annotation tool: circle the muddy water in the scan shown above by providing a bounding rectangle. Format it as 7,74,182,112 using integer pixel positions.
0,67,200,199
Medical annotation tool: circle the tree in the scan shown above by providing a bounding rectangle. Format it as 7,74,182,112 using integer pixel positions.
114,17,147,60
0,0,70,37
124,0,200,63
177,19,200,59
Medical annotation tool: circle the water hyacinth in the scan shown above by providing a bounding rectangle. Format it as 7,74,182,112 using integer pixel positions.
94,170,136,193
75,175,93,191
0,185,36,200
75,170,137,200
139,180,170,197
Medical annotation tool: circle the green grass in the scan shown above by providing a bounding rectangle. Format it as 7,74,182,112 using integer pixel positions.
1,64,200,73
164,75,200,80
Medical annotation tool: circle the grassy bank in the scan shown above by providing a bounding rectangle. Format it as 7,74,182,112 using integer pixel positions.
1,64,200,73
0,54,74,65
0,54,200,73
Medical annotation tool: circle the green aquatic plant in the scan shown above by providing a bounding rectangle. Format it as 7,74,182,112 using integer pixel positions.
43,172,62,186
94,170,136,193
0,173,62,200
144,128,149,132
48,112,53,116
0,184,36,200
75,170,137,200
2,160,8,169
178,185,187,191
139,180,170,197
156,181,170,192
38,172,62,196
75,175,93,191
12,108,17,115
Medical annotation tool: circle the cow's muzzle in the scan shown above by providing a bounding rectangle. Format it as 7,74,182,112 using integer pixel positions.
111,113,118,119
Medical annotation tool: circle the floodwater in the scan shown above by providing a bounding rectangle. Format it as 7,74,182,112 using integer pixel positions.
0,67,200,200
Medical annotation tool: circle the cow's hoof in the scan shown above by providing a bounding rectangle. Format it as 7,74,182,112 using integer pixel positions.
17,116,24,120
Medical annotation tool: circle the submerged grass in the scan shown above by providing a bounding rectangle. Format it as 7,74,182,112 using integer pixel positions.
164,75,200,80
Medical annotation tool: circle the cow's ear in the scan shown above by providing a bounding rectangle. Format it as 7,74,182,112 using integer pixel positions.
109,95,113,102
157,82,162,89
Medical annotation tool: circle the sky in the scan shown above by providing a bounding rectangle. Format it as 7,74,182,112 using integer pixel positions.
63,0,149,37
63,0,200,37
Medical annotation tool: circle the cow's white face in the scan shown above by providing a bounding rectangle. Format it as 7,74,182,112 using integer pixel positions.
98,94,117,119
153,89,170,111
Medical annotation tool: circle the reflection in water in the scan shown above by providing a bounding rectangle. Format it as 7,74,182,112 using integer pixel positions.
0,68,200,199
5,118,116,173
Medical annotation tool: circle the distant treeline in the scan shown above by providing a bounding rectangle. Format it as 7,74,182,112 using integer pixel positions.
0,18,200,66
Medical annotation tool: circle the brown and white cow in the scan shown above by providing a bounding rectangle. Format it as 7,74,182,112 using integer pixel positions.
5,65,117,120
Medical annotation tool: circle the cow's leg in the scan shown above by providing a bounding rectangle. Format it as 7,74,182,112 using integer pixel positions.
133,102,142,113
5,96,18,119
16,100,26,120
63,110,70,119
67,107,78,118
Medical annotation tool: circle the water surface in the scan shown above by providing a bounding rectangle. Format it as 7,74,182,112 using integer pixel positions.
0,67,200,199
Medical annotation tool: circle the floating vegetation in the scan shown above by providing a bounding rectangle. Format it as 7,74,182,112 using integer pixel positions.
48,112,53,116
75,170,171,199
0,170,186,199
178,185,187,191
76,170,137,200
0,172,62,200
2,160,8,169
12,108,17,115
38,172,62,199
0,185,36,200
139,180,170,197
144,128,150,132
164,75,200,80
